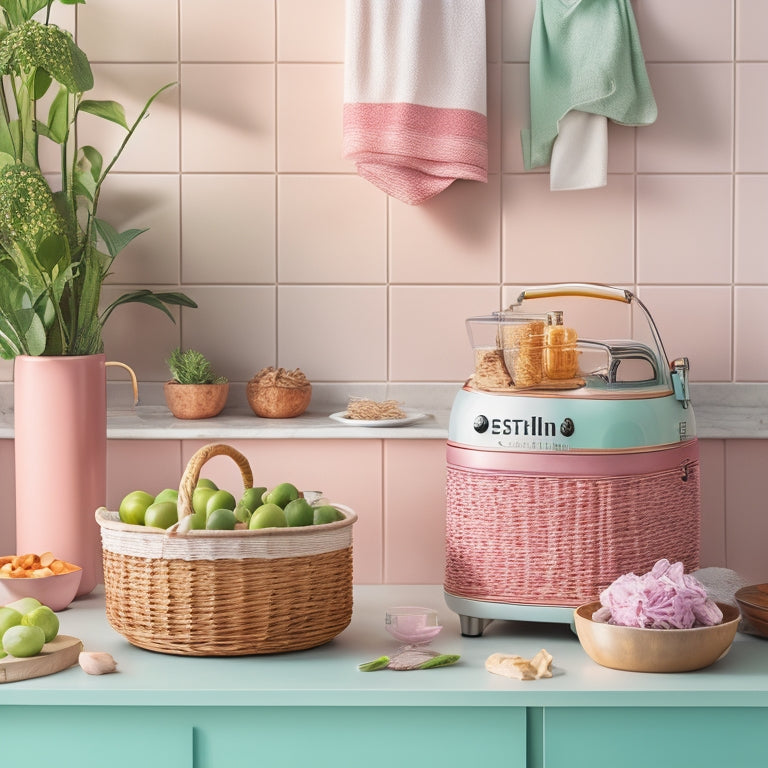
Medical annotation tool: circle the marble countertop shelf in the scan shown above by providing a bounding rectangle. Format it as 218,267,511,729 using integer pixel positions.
0,383,765,440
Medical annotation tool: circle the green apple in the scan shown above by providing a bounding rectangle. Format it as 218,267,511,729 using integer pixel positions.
0,606,23,639
249,503,288,529
2,624,45,657
118,490,155,525
196,478,218,491
192,487,217,516
144,501,179,529
206,508,237,530
205,490,236,519
284,497,314,527
4,597,42,616
153,488,179,505
21,605,59,643
313,505,344,525
263,482,300,509
234,502,252,525
239,487,267,513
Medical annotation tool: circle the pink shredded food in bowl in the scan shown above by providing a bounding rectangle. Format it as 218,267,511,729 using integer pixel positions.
592,559,724,629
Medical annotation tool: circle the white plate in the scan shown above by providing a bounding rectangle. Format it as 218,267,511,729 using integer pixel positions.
329,409,427,428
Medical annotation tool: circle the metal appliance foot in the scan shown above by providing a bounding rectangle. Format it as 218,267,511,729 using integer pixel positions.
459,615,493,637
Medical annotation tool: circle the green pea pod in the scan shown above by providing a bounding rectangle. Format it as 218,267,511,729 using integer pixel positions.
358,656,390,672
418,654,460,670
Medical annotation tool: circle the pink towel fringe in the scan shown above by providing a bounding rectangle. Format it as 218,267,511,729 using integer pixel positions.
344,102,487,205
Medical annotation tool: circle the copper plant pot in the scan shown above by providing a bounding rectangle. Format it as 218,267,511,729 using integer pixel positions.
246,381,311,418
164,381,229,419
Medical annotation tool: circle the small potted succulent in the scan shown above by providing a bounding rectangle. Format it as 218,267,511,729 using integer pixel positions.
164,347,228,419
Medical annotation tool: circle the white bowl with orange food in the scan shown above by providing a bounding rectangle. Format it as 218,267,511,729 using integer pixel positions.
0,553,82,611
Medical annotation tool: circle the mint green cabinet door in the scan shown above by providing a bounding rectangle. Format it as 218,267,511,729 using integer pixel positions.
0,706,192,768
544,707,766,768
193,706,526,768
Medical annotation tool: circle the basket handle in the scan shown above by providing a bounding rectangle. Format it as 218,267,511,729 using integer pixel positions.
177,443,254,522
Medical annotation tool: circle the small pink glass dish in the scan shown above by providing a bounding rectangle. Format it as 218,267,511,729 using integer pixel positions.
385,606,443,644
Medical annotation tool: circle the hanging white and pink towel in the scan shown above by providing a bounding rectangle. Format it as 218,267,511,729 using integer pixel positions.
343,0,488,206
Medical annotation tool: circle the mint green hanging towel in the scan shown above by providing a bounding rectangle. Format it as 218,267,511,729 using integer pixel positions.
521,0,657,171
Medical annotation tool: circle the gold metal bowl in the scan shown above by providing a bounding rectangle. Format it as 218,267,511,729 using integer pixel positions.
574,601,740,673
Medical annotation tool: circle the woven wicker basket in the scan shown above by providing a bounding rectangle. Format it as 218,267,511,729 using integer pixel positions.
445,461,700,608
96,443,357,656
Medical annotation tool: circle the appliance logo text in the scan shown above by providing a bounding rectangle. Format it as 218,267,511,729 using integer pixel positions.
474,415,574,439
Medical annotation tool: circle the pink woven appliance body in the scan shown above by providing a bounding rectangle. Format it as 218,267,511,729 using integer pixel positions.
444,442,700,608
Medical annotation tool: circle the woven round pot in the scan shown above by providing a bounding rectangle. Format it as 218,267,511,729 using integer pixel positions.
96,443,356,656
164,381,228,419
247,381,311,418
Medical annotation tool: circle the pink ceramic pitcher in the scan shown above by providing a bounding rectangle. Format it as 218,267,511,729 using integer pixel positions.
14,354,106,596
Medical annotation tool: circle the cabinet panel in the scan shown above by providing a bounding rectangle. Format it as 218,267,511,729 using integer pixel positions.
0,706,191,768
194,706,526,768
544,707,766,768
384,440,447,583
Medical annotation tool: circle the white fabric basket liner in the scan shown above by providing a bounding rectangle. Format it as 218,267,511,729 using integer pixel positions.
96,505,356,562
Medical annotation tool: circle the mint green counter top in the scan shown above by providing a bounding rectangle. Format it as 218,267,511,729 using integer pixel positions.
4,585,767,709
3,585,767,768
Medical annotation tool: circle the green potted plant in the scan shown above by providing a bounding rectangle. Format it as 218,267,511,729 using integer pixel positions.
0,0,194,356
0,0,196,595
164,347,229,419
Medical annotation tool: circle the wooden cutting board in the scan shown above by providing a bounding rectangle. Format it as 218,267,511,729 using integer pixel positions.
0,635,82,683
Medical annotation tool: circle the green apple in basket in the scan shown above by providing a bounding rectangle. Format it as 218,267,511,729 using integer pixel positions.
190,486,217,528
206,508,237,530
153,488,179,505
205,490,236,519
262,482,299,509
144,501,179,529
249,504,288,529
234,486,268,524
313,505,344,525
241,487,268,512
119,490,155,525
284,497,314,527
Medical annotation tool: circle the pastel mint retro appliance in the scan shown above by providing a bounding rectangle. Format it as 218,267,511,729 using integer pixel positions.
444,283,700,635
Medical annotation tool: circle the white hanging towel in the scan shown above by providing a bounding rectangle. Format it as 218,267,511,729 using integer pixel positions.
550,111,608,191
343,0,488,205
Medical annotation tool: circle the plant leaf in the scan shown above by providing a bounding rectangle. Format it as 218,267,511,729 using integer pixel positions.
0,120,15,159
0,0,48,25
78,145,103,181
32,66,51,99
44,84,69,144
73,145,103,201
34,232,69,274
100,289,197,326
78,99,128,130
93,217,147,259
0,264,45,355
0,21,93,93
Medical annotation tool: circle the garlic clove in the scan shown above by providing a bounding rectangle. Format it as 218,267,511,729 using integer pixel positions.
79,651,118,675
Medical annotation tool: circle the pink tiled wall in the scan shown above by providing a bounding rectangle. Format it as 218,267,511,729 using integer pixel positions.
0,0,763,387
1,1,767,584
